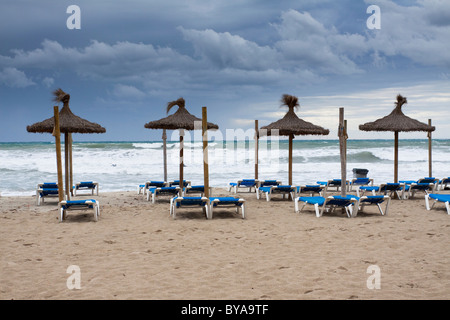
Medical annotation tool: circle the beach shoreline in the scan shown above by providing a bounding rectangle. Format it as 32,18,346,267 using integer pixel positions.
0,188,449,300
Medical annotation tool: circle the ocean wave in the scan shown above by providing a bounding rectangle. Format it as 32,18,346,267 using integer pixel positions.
1,139,449,194
305,151,388,163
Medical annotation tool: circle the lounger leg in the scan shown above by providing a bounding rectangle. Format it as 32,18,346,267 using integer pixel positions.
425,195,431,211
172,202,177,219
60,207,66,222
377,203,383,215
93,206,98,222
445,202,450,215
294,198,299,213
241,204,245,219
384,198,390,215
152,193,156,204
36,191,40,206
207,205,212,219
316,203,322,218
266,192,270,202
346,206,352,218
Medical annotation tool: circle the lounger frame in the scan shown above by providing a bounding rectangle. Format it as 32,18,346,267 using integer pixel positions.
36,183,60,205
258,185,296,201
73,181,99,196
147,186,181,203
295,195,359,218
228,179,259,193
59,199,100,222
425,194,450,215
170,196,209,219
209,197,245,219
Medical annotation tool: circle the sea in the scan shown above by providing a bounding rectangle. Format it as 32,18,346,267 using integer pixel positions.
0,139,449,196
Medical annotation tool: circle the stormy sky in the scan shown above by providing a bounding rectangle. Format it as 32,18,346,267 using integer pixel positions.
0,0,449,142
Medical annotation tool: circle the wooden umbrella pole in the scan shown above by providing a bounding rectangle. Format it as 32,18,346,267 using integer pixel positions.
394,131,399,184
162,129,168,182
202,107,210,198
69,133,73,196
339,108,347,197
64,132,70,200
255,120,259,181
428,119,432,177
179,129,184,191
53,106,64,202
288,133,293,186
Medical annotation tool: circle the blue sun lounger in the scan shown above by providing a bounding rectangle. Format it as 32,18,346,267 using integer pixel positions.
183,185,206,196
425,194,450,215
258,185,297,201
209,197,246,219
403,183,436,199
349,178,373,191
296,185,325,196
228,179,259,193
357,183,405,199
170,196,209,219
317,179,350,193
255,180,282,199
138,181,167,195
147,186,181,203
357,195,391,216
36,182,60,205
439,177,450,191
73,181,99,196
59,199,100,222
169,180,191,188
400,177,438,199
295,195,359,218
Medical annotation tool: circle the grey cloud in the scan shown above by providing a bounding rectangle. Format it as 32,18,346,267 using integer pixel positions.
365,0,450,68
178,27,280,71
0,67,35,88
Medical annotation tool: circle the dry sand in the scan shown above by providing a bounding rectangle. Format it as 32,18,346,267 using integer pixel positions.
0,188,449,300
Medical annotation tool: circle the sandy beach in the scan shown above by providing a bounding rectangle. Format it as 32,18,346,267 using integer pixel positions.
0,188,448,300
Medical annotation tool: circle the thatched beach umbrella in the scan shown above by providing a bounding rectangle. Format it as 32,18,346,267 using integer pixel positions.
260,94,330,186
27,89,106,199
144,97,218,185
359,94,435,183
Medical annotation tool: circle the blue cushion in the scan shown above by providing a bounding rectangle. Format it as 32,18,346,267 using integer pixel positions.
174,197,207,207
298,196,325,206
210,197,243,206
61,199,96,209
258,186,272,193
240,180,257,186
361,196,386,204
42,183,59,189
429,194,450,202
40,188,58,196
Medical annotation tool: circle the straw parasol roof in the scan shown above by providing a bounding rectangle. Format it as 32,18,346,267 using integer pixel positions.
359,94,435,133
260,94,330,136
27,89,106,134
26,88,106,200
359,94,435,184
144,97,218,185
259,94,329,187
144,97,218,131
